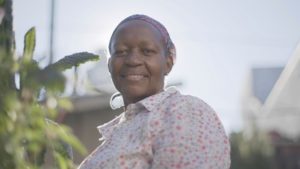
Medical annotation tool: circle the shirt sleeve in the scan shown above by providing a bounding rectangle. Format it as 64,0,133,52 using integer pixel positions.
150,96,230,169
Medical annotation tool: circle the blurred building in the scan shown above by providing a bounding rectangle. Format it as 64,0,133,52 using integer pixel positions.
241,67,283,136
241,43,300,168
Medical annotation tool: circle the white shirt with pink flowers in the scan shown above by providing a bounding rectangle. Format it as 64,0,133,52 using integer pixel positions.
78,88,230,169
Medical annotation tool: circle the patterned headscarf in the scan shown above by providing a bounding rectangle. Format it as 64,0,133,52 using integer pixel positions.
108,14,176,62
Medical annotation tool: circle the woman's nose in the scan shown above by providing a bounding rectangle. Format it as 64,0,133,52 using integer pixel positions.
125,50,143,66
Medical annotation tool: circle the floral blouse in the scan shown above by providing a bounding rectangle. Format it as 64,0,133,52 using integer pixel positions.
78,88,230,169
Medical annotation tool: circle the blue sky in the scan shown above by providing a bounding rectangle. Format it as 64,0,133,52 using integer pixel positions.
13,0,300,133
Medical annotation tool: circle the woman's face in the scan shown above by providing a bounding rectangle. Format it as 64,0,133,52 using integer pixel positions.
108,20,173,106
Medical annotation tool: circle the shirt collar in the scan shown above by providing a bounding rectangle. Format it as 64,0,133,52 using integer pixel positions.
125,87,178,119
97,113,124,141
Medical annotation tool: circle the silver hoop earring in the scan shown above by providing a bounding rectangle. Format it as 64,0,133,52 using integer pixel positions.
110,92,124,110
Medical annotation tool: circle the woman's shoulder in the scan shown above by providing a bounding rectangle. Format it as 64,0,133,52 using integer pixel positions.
147,88,218,123
164,90,214,112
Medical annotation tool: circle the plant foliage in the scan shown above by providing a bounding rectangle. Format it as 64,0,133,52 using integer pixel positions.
0,0,99,168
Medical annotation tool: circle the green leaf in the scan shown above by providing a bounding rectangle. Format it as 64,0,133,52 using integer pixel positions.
23,27,36,63
45,52,99,71
56,125,87,155
36,68,65,92
19,59,40,91
53,152,68,169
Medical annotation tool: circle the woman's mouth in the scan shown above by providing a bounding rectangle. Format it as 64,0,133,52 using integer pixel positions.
122,74,147,81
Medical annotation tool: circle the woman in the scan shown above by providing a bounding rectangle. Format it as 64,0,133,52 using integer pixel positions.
78,14,230,169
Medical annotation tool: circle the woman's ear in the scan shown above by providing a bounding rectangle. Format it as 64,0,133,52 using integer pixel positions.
108,57,112,74
164,55,174,75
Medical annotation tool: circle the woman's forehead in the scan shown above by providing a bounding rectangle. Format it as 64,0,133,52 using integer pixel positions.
111,20,164,45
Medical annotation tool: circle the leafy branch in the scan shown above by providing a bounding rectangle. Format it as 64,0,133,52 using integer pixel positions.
0,1,100,168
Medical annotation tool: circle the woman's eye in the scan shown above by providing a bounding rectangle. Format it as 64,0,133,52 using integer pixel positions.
143,49,155,55
114,50,127,56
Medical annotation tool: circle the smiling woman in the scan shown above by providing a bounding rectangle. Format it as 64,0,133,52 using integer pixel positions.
78,14,230,169
108,18,173,107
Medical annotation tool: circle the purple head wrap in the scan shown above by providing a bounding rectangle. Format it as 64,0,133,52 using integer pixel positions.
108,14,176,62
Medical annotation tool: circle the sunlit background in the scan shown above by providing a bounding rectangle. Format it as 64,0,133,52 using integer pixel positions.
13,0,300,168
